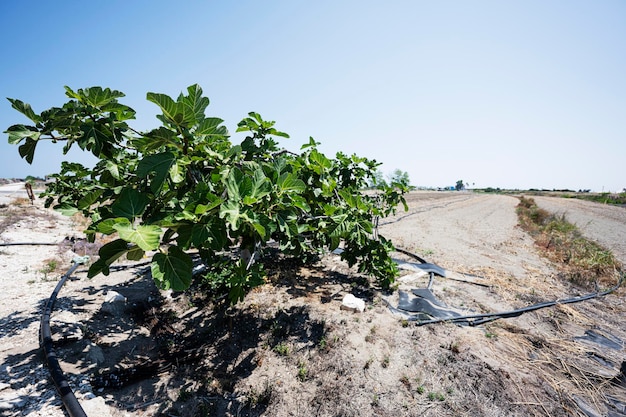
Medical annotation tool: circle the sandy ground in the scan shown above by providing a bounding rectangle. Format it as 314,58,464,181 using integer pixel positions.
0,189,624,416
0,183,31,205
380,192,553,279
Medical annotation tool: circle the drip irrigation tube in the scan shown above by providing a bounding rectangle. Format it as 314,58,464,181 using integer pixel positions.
388,248,625,326
411,273,625,327
394,247,428,264
40,261,88,417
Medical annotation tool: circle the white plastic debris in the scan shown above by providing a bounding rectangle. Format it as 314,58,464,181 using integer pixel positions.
104,291,126,304
101,290,127,316
341,294,365,313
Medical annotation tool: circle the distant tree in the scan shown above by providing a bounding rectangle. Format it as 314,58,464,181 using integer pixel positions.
369,169,387,188
455,180,465,191
389,169,415,190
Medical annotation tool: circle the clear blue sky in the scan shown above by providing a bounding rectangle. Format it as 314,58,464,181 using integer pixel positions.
1,1,624,191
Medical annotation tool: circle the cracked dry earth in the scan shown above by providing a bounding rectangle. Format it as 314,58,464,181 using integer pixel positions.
0,188,625,417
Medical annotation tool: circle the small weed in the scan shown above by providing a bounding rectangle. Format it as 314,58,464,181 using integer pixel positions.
485,331,497,339
371,394,380,407
416,385,425,394
318,336,327,350
400,319,409,328
45,259,58,272
274,342,290,356
39,257,60,280
428,392,445,401
297,362,308,382
317,333,337,351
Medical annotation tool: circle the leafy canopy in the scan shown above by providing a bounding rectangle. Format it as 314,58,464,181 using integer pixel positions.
6,85,408,303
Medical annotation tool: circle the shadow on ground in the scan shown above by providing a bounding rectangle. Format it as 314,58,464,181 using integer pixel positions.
46,256,348,416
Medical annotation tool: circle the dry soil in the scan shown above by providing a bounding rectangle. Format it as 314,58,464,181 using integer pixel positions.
0,189,624,417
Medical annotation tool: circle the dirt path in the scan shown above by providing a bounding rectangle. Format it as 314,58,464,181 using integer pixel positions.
0,192,624,417
380,192,554,279
0,183,29,205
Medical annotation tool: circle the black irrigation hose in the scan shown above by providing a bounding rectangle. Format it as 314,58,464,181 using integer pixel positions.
40,262,88,417
412,273,625,327
394,247,428,264
390,247,626,326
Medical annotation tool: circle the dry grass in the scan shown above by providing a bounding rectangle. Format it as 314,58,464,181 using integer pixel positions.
70,211,91,230
517,196,622,289
489,318,623,416
0,197,58,235
10,197,33,207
